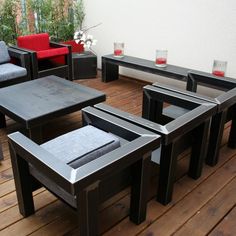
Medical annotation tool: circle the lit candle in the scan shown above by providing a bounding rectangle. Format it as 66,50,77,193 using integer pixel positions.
114,49,123,56
212,70,225,77
212,60,227,77
155,49,168,67
113,42,124,58
156,58,167,65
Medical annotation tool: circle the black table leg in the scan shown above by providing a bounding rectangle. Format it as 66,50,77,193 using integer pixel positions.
206,111,227,166
0,112,6,128
228,105,236,148
188,120,210,179
130,152,151,224
0,143,3,160
77,182,99,236
102,59,119,82
157,142,178,205
29,126,43,144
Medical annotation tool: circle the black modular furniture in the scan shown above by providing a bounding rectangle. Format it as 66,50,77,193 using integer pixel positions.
0,41,31,161
102,54,191,83
0,45,31,88
152,73,236,166
95,84,216,205
0,76,105,143
8,106,161,236
0,143,3,161
73,51,97,79
14,33,73,81
102,54,236,167
185,72,236,165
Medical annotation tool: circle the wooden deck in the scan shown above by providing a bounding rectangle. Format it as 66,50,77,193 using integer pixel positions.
0,74,236,236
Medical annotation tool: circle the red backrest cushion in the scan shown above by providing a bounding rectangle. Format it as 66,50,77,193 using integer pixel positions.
17,33,50,51
63,40,84,53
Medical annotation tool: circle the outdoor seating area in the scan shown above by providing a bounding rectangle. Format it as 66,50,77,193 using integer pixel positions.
0,1,236,235
1,75,236,235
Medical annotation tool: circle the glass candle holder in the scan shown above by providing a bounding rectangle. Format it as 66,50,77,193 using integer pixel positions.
155,49,168,67
114,42,124,58
212,60,227,77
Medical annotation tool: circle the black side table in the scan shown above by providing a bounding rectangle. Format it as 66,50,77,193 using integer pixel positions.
72,51,97,80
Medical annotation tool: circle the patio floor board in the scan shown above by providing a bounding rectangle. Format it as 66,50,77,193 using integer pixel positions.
0,74,235,236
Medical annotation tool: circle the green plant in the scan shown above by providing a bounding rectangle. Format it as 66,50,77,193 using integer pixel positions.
0,0,85,44
28,0,54,33
49,0,85,42
73,0,85,31
0,0,19,45
19,0,85,42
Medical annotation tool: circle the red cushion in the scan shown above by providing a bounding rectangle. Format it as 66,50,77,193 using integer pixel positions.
63,40,84,53
37,47,69,59
17,33,50,51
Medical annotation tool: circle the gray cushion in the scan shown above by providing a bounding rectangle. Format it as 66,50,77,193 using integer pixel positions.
41,125,120,169
0,41,10,64
0,63,27,81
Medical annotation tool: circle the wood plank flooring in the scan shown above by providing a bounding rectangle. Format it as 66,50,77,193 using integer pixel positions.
0,74,235,236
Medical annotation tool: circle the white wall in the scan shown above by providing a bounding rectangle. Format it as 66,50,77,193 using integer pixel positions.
83,0,236,83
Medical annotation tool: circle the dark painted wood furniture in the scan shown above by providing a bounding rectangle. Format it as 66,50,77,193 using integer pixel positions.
73,51,97,80
0,44,31,161
186,72,236,165
102,54,236,167
94,85,217,205
0,47,31,88
102,54,191,83
8,106,161,236
14,33,73,80
152,72,236,166
0,143,3,161
102,54,235,85
0,76,105,143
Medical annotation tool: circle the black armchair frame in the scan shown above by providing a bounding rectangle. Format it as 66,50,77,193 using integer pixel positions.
95,86,216,205
0,47,31,88
8,107,161,236
161,71,236,166
13,42,73,81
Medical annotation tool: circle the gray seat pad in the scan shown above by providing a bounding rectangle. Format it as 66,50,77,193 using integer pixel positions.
41,125,120,168
0,63,27,81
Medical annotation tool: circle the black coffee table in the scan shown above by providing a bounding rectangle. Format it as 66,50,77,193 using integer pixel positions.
0,75,106,143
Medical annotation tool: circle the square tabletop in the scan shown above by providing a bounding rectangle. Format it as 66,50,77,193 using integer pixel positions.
0,75,106,128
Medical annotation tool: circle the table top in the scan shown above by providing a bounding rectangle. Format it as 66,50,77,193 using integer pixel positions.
72,51,96,59
0,76,105,127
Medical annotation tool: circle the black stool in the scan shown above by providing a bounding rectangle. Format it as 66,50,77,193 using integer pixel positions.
72,51,97,79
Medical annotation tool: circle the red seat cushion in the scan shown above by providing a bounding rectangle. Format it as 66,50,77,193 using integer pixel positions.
37,47,69,59
17,33,50,51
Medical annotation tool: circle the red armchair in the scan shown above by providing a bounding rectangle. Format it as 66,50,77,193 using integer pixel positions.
16,33,72,80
